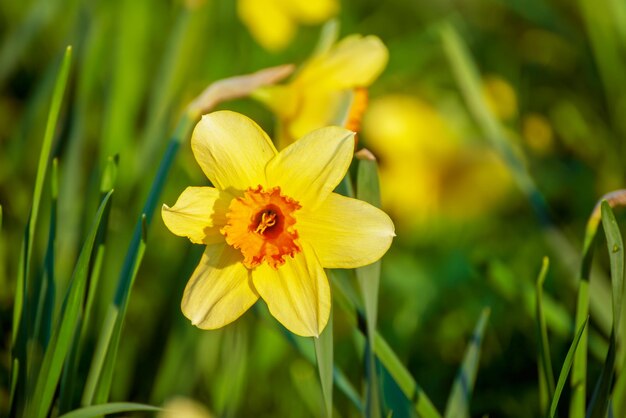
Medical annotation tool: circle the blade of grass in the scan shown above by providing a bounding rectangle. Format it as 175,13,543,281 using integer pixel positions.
577,0,626,140
28,190,113,418
536,257,555,413
86,113,194,405
356,151,383,418
265,307,363,413
314,309,334,418
86,215,147,405
26,158,60,402
33,158,59,349
10,46,72,415
586,201,625,418
444,307,491,418
25,45,72,307
601,201,625,333
571,191,626,417
373,332,441,418
57,402,162,418
59,156,119,412
79,155,119,349
571,208,600,417
550,318,589,418
214,325,248,416
330,270,441,418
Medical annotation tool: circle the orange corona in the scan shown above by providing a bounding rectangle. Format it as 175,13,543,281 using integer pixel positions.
221,186,301,269
345,87,368,135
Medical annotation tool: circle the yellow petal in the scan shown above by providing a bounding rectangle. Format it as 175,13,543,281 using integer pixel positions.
252,85,300,121
191,111,277,191
182,243,258,329
297,35,388,90
287,89,351,141
297,193,395,268
162,187,232,245
252,242,330,337
237,0,296,52
281,0,339,24
266,126,354,209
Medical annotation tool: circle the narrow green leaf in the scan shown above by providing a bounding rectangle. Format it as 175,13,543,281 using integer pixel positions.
570,220,598,417
601,201,625,333
587,333,616,418
374,334,441,418
60,156,118,411
88,113,194,405
214,325,248,415
586,201,625,418
88,216,146,405
550,318,588,418
100,155,119,193
57,402,162,418
535,257,555,413
314,310,334,418
444,307,490,418
82,306,118,406
25,45,72,287
38,157,58,348
10,46,72,415
356,155,382,418
28,190,113,418
330,271,441,418
267,307,363,413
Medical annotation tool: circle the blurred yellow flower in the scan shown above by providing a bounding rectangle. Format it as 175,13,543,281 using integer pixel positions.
363,94,512,226
162,111,394,337
522,113,554,155
238,0,338,52
482,75,518,121
253,34,388,148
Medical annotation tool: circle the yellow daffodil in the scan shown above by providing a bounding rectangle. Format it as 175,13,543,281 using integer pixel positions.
238,0,339,52
253,34,388,148
363,94,512,226
162,111,394,337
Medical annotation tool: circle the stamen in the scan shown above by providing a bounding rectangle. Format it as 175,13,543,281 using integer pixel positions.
255,211,277,234
221,186,301,269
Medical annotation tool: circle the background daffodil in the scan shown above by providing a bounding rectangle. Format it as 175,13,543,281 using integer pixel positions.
253,34,388,148
237,0,339,52
362,94,513,227
162,111,395,337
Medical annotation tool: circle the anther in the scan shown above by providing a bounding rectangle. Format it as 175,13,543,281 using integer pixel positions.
255,211,277,234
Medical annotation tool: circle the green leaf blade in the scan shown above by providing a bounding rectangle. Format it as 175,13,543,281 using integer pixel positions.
444,307,490,418
57,402,162,418
28,190,113,418
314,311,334,418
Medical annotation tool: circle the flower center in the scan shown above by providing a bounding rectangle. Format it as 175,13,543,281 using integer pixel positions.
221,186,301,269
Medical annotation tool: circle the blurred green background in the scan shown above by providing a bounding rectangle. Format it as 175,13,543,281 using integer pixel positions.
2,0,626,416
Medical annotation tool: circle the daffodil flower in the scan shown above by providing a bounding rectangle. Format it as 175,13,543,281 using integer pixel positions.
237,0,339,52
162,111,394,337
253,35,388,148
